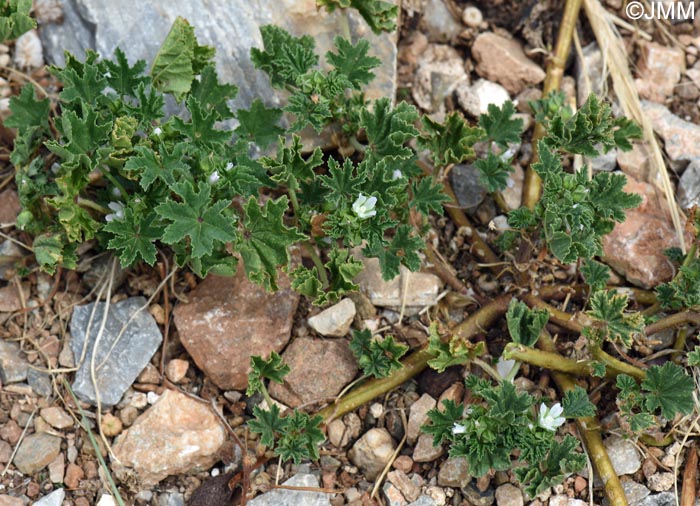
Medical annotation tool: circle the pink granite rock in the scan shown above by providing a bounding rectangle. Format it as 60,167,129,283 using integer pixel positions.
173,267,299,390
471,32,545,94
112,389,226,485
603,175,692,288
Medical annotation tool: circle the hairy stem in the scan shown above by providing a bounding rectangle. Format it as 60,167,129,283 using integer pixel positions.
645,311,700,336
302,241,329,288
537,332,628,506
77,197,110,214
589,344,646,381
316,295,511,423
522,0,583,209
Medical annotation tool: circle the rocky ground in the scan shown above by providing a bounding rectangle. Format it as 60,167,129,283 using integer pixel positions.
1,0,700,505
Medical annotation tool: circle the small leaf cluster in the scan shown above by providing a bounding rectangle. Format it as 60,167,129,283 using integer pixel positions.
316,0,399,34
506,299,549,347
423,376,586,498
247,353,325,464
0,0,35,42
349,329,408,378
656,255,700,310
507,93,643,263
426,323,486,372
616,362,695,433
583,290,645,347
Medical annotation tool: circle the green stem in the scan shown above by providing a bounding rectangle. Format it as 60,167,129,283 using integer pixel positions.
536,331,628,506
493,191,510,214
303,241,329,288
77,197,110,214
590,344,646,382
645,311,700,336
100,168,129,199
503,343,596,377
315,295,512,423
472,357,503,383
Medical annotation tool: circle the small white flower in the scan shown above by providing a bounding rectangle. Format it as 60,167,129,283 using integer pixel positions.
153,127,162,136
352,193,377,219
496,358,517,381
225,162,234,172
111,187,122,198
134,197,142,204
105,201,125,222
208,171,220,184
452,422,466,435
392,169,403,180
538,402,565,431
50,162,60,174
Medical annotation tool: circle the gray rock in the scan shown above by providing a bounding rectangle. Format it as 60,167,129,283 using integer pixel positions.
409,497,438,506
70,296,162,406
247,473,331,506
679,159,700,208
40,0,396,115
157,491,185,506
495,484,523,506
637,492,676,506
307,298,356,337
348,428,396,481
413,44,467,112
608,481,650,505
604,435,642,476
456,79,510,117
0,240,25,281
13,433,62,474
33,489,65,506
576,42,605,106
0,340,28,384
450,164,488,210
419,0,463,43
412,432,444,463
589,148,618,172
27,367,52,397
642,101,700,162
462,483,495,506
407,393,436,445
438,457,471,488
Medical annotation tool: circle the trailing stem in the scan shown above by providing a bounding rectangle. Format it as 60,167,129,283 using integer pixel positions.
316,295,512,423
537,331,628,506
522,0,583,209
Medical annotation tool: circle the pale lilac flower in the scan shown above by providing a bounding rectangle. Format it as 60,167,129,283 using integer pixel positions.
105,201,125,222
208,171,220,184
496,358,517,381
538,402,565,431
352,194,377,219
452,422,466,435
392,169,403,180
225,162,234,172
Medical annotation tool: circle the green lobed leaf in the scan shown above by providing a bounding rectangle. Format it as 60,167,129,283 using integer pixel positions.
5,83,50,131
641,362,695,420
234,99,284,149
362,224,423,281
409,177,449,216
349,329,408,378
250,25,318,88
249,403,287,447
326,36,381,89
505,299,549,348
0,0,36,41
422,399,465,446
238,196,307,291
360,97,419,161
478,101,523,148
189,64,237,120
275,411,325,463
474,152,515,193
150,17,215,102
155,180,238,259
100,47,149,98
587,290,644,347
170,96,232,148
104,207,161,267
418,111,482,167
561,386,596,418
580,259,610,292
247,352,290,397
317,0,398,33
427,323,486,373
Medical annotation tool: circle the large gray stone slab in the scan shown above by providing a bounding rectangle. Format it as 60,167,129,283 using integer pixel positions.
70,296,161,406
40,0,397,112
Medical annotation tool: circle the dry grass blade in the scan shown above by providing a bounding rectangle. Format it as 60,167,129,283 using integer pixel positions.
583,0,686,252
